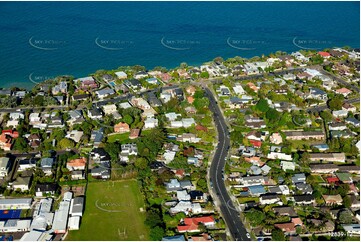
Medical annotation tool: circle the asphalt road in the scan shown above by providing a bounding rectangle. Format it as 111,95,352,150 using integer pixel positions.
204,87,250,241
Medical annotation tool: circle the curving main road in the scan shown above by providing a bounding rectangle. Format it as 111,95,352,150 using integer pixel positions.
204,87,250,241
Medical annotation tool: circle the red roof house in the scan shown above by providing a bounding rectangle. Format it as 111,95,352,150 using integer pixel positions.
177,216,215,233
2,130,19,138
318,51,331,58
250,140,262,148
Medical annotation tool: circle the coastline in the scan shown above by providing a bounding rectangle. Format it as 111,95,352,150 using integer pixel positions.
0,46,356,90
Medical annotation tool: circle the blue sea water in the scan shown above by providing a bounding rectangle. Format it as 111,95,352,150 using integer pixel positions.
0,1,359,89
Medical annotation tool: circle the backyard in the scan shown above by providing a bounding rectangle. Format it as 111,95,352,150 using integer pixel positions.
66,179,149,241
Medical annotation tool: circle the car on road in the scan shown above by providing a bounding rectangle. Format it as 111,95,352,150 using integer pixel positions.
246,233,251,239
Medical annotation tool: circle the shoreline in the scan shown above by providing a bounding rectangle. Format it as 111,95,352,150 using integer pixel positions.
0,46,356,90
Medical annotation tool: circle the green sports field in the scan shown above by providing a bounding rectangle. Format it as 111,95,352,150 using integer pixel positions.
66,180,149,241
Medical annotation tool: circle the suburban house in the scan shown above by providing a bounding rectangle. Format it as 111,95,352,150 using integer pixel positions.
17,158,37,172
0,157,11,177
293,195,316,205
114,122,130,133
102,104,117,115
90,128,104,147
87,108,103,120
95,88,115,99
332,110,348,118
177,216,215,233
335,87,352,97
144,117,159,129
260,194,281,205
65,130,83,143
0,133,13,151
12,176,32,192
120,144,138,156
35,183,58,197
308,87,328,100
40,158,55,175
309,153,346,163
176,133,201,143
270,133,283,144
310,164,339,174
66,157,87,171
74,77,98,90
267,152,292,161
281,161,296,171
115,71,127,79
283,131,325,140
323,194,343,206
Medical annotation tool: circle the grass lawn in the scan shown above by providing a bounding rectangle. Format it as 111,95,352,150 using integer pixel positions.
66,180,149,241
107,132,131,143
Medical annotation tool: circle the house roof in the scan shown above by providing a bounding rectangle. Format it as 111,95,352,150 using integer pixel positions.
67,157,86,168
275,222,296,233
336,87,352,94
318,51,331,57
177,216,215,232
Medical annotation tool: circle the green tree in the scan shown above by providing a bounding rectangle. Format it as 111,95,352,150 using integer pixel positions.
197,178,208,192
338,210,354,224
34,95,45,106
272,228,285,241
328,95,344,111
149,226,164,240
320,110,333,122
200,72,209,78
245,209,266,227
145,208,163,227
255,99,270,113
193,97,210,111
104,142,122,161
135,157,149,170
13,137,29,152
123,114,134,125
58,138,75,149
343,195,352,208
266,108,280,123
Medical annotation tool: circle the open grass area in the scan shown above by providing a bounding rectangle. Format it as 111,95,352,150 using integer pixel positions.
66,180,149,241
107,132,131,143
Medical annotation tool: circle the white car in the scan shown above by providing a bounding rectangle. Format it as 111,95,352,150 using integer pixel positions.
246,233,251,239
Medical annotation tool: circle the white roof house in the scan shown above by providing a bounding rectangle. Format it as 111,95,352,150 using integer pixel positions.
70,197,84,217
332,110,348,118
102,104,118,115
0,219,31,233
177,190,191,201
68,216,80,230
182,118,195,128
115,71,127,79
52,201,70,234
20,230,53,241
267,152,292,161
163,150,176,164
0,198,32,210
119,102,132,109
170,121,183,128
63,192,73,202
65,130,83,143
233,84,245,95
144,117,159,129
165,112,181,121
0,157,11,178
169,201,202,215
281,161,296,171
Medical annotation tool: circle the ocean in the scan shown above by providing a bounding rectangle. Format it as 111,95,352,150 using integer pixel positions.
0,1,359,89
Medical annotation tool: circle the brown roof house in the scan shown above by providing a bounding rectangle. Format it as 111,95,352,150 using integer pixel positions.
114,122,130,133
